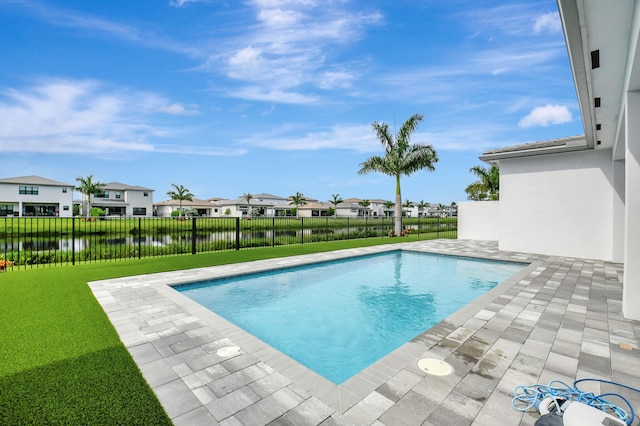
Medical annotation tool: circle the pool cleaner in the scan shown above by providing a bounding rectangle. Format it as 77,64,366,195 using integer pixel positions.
512,379,640,426
535,399,625,426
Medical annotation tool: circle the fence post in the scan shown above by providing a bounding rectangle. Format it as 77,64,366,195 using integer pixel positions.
272,217,275,247
347,217,350,240
16,218,21,268
2,218,5,268
235,217,240,250
301,217,304,245
192,217,197,254
325,217,328,242
365,216,368,239
138,217,142,259
71,217,76,265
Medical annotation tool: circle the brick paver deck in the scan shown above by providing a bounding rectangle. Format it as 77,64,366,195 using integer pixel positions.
89,240,640,425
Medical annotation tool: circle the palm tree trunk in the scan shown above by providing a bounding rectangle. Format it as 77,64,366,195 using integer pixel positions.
394,175,402,236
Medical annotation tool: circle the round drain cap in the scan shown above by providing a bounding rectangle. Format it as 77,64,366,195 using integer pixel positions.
216,346,241,357
417,358,453,376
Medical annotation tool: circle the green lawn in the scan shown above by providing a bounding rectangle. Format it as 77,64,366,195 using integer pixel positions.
0,236,428,424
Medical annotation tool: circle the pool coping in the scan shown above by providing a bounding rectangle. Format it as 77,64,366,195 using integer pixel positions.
88,240,636,425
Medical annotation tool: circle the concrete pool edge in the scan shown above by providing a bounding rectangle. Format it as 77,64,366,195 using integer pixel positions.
89,240,560,423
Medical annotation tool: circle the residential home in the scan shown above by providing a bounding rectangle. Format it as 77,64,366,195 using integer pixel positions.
83,182,154,217
296,202,332,217
0,175,74,217
280,194,318,217
368,199,391,217
335,198,372,217
154,198,223,217
216,195,277,218
252,193,291,217
459,0,640,320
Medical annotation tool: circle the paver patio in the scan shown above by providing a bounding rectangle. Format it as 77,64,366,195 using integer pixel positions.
89,240,640,425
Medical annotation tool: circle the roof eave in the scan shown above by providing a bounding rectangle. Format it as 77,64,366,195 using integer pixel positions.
480,140,589,165
557,0,596,149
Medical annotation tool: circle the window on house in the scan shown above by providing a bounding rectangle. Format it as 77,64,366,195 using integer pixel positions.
143,192,149,197
19,186,39,195
115,191,121,199
95,191,109,198
133,207,146,215
62,188,68,193
63,206,69,211
0,204,13,215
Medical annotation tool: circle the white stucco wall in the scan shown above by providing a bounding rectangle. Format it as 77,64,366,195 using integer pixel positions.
125,190,154,217
498,148,614,260
0,183,74,217
458,201,500,241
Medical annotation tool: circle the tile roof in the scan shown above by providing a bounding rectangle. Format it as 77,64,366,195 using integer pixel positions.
0,175,74,187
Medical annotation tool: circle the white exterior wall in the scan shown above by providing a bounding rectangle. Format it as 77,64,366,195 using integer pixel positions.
498,148,613,260
217,204,244,218
154,205,173,217
0,183,73,217
125,190,153,217
458,201,500,241
623,91,640,320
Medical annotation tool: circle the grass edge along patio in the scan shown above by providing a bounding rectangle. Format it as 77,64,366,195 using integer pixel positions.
0,237,428,424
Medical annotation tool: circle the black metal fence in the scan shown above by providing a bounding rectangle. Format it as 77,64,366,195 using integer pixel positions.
0,215,457,271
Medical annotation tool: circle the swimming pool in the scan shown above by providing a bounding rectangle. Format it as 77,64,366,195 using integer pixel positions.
177,250,525,384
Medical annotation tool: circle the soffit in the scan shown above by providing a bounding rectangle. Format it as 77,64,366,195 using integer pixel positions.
560,0,634,150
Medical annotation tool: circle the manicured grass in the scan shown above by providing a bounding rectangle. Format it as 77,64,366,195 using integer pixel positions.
0,236,426,424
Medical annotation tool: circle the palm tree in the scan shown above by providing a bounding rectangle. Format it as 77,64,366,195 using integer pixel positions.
243,192,253,218
289,192,307,217
358,199,371,216
329,194,343,217
466,165,500,200
75,175,106,217
167,183,194,218
383,200,394,217
358,113,438,236
417,200,429,217
402,199,414,217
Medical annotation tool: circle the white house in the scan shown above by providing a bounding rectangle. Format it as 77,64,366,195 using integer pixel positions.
0,175,74,217
368,199,392,217
153,198,223,217
83,182,154,217
297,202,332,217
459,0,640,320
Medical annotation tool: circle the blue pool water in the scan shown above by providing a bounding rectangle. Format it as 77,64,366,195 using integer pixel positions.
177,250,525,384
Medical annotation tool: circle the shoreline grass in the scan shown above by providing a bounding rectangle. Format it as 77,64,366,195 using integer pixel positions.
0,236,431,424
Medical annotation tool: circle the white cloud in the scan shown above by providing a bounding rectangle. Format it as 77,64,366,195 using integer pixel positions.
533,11,562,35
0,79,207,154
228,86,321,104
464,4,547,37
236,120,512,154
317,70,356,89
169,0,208,7
214,1,381,100
257,8,304,27
9,0,203,57
156,102,200,115
240,123,379,152
518,104,572,128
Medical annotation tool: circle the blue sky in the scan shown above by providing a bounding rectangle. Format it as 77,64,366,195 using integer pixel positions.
0,0,583,205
